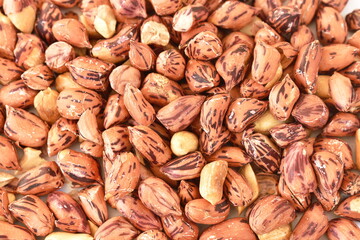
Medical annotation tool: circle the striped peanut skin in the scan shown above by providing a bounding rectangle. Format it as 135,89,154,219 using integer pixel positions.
224,168,253,207
47,191,90,234
269,123,308,148
185,60,221,93
178,180,201,205
206,146,252,167
249,195,296,235
78,109,103,145
226,98,268,133
105,152,140,200
185,198,230,225
222,31,255,51
9,195,55,236
156,49,186,81
341,171,360,195
129,125,172,166
314,185,341,211
215,44,251,91
0,135,19,170
200,127,231,156
239,77,271,99
137,230,168,240
0,12,16,60
294,40,322,94
269,74,300,121
157,95,205,132
161,214,199,240
290,25,315,50
103,94,129,129
323,113,360,137
200,218,257,240
0,221,35,240
141,73,184,107
47,117,78,157
102,125,132,161
208,1,258,29
0,80,38,109
268,6,300,40
5,106,49,147
45,41,75,73
78,185,108,226
21,64,55,90
14,33,46,70
0,188,13,223
95,216,139,240
200,93,230,138
79,140,103,158
161,151,206,180
124,84,156,126
138,177,182,217
327,218,360,240
341,61,360,85
57,88,103,120
290,203,328,240
52,19,91,48
288,0,319,25
116,194,163,231
0,57,24,85
282,141,317,196
57,149,103,187
17,161,64,196
129,41,156,71
173,4,209,32
334,194,360,220
66,56,114,91
184,31,223,60
179,21,218,49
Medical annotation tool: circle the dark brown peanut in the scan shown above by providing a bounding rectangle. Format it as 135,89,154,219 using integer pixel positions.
282,141,317,195
288,0,319,25
290,203,328,240
129,41,156,71
0,221,35,240
200,127,231,156
47,191,90,234
0,135,19,170
156,49,186,81
322,112,360,137
291,94,329,129
208,1,259,29
92,24,139,63
239,77,271,99
252,41,281,85
17,161,64,196
128,125,172,165
184,31,223,60
21,64,55,90
0,12,16,60
56,88,103,120
57,149,103,187
173,4,209,32
78,185,108,226
139,177,182,217
327,218,360,240
52,19,92,48
14,33,46,70
242,129,281,173
291,25,315,50
47,117,78,157
206,146,252,167
341,171,360,195
5,106,49,147
200,217,257,240
137,230,168,240
95,216,139,240
104,152,140,200
294,40,322,94
116,194,163,231
224,168,253,207
103,94,130,129
314,137,353,170
157,95,205,132
319,44,359,74
0,188,13,223
141,73,184,107
268,6,300,40
334,194,360,220
269,123,308,148
316,5,347,45
346,9,360,31
124,84,156,126
216,44,251,91
200,93,230,138
226,98,268,132
45,42,75,73
249,195,296,235
102,126,132,160
161,214,199,240
161,151,206,180
35,1,63,44
9,195,55,236
178,180,201,205
0,57,24,85
0,80,37,109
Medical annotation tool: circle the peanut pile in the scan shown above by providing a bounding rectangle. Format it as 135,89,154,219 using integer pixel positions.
0,0,360,239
